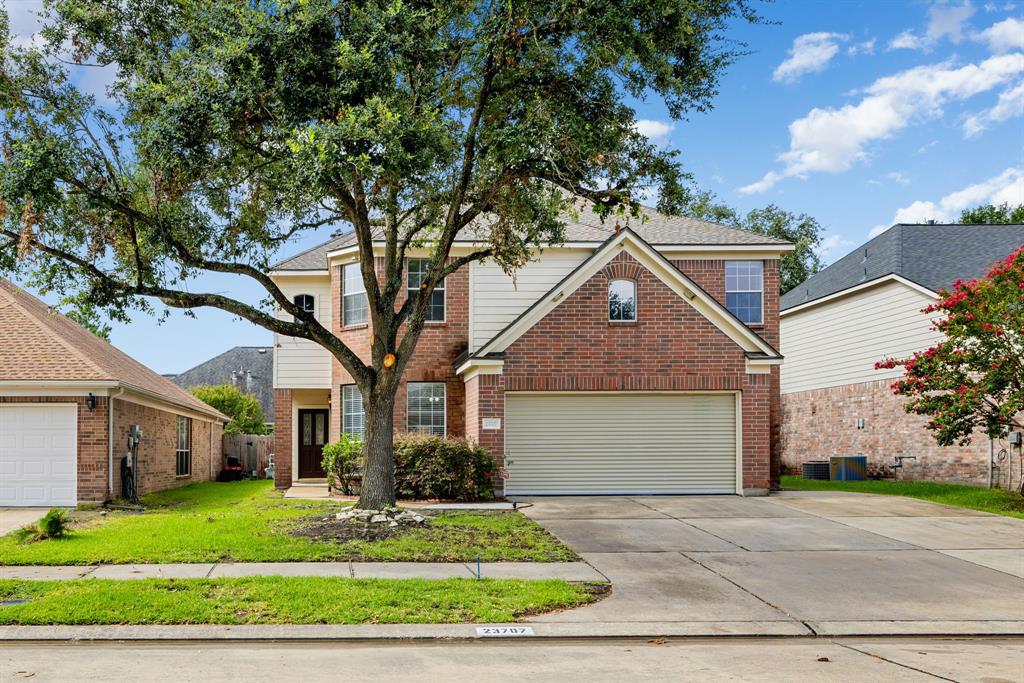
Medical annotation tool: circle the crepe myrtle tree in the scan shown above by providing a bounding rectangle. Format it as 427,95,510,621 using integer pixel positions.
877,245,1024,448
0,0,761,508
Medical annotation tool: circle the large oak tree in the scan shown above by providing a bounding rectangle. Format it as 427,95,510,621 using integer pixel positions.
0,0,759,508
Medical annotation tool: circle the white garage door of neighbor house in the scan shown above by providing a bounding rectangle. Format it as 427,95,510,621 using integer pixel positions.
0,404,78,506
504,393,738,495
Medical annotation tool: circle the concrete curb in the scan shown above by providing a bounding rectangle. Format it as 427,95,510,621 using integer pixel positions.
0,561,606,583
1,621,1021,642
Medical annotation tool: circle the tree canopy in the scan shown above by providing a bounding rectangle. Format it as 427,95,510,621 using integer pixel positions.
959,203,1024,225
190,384,271,436
879,245,1024,447
0,0,761,507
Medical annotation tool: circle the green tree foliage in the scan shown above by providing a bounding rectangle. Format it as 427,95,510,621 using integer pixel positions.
0,0,760,507
959,203,1024,225
190,384,270,436
684,191,823,293
321,434,364,496
879,245,1024,447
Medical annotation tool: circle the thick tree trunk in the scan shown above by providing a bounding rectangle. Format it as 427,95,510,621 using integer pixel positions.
358,391,397,509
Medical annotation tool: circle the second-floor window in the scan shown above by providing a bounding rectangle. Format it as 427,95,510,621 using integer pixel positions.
293,294,315,315
343,263,368,326
725,261,763,325
407,258,445,322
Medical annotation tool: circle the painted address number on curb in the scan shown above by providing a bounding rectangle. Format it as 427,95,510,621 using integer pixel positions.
476,626,535,637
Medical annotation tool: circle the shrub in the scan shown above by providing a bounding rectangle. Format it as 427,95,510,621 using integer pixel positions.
322,433,364,495
393,434,494,501
190,384,270,435
15,508,70,543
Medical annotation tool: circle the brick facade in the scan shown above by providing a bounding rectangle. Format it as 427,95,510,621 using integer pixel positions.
781,379,992,484
283,250,781,493
111,399,221,497
1,394,222,503
274,388,293,488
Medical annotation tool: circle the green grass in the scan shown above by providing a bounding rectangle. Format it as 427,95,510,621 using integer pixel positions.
781,475,1024,519
0,577,598,625
0,481,576,565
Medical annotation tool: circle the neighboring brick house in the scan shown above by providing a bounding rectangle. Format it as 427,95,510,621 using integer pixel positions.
0,279,227,506
779,223,1024,486
270,207,790,496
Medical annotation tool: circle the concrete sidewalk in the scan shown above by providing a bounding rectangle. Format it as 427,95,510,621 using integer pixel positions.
0,561,606,582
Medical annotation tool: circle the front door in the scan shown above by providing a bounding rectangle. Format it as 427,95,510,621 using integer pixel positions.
298,408,329,478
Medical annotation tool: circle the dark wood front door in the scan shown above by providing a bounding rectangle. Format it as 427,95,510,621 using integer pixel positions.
298,409,329,478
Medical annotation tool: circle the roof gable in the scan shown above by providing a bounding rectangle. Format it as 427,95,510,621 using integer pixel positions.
782,223,1024,310
471,229,780,360
0,279,225,419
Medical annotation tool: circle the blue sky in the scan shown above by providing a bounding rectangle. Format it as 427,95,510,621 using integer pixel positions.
6,0,1024,373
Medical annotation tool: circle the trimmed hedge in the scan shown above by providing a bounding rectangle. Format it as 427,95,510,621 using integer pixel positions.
394,434,494,501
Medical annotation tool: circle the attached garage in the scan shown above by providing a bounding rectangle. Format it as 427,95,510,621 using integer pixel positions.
0,404,78,506
504,392,740,495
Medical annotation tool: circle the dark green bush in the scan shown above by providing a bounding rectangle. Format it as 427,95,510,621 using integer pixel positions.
321,433,363,495
393,434,494,501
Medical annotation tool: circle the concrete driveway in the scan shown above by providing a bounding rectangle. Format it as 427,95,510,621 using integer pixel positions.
0,508,47,536
517,491,1024,636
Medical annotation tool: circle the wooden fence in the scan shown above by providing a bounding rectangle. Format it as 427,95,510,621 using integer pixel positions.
223,434,274,478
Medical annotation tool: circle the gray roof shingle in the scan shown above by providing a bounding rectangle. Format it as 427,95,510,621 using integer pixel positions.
169,346,274,422
271,206,790,271
781,224,1024,311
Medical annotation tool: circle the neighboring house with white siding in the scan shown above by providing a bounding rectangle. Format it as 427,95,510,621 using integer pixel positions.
779,223,1024,485
268,207,793,495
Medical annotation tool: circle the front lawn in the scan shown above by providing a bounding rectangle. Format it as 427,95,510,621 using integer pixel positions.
0,577,599,625
0,481,575,564
781,475,1024,519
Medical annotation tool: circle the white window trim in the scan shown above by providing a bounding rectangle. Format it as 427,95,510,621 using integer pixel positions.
725,260,764,326
608,278,638,322
406,382,447,436
342,263,368,327
407,258,446,324
341,384,365,439
175,415,192,478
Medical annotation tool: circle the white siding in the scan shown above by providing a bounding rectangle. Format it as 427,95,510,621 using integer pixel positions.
780,279,941,394
470,251,590,351
273,276,332,389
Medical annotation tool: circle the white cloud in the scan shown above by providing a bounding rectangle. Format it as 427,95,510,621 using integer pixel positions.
888,30,926,50
888,167,1024,224
888,1,977,50
848,38,877,55
739,54,1024,194
633,119,674,143
964,80,1024,136
816,234,856,261
887,171,912,185
773,32,849,83
975,17,1024,52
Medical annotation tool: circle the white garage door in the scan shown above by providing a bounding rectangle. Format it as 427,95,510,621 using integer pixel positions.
0,404,78,506
505,393,738,495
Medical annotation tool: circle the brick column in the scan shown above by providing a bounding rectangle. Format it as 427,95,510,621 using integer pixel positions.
274,388,293,488
741,375,772,493
464,373,506,492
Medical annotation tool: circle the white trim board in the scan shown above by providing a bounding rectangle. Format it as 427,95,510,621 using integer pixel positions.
781,274,937,317
473,229,780,359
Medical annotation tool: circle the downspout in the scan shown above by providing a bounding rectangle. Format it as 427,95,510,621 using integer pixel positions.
108,387,125,499
988,438,994,489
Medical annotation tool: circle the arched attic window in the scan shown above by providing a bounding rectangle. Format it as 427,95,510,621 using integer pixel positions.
608,279,637,322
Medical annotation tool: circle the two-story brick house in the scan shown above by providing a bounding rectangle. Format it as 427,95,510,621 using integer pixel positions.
270,208,791,496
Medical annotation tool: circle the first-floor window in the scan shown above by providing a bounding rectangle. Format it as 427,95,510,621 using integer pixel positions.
175,415,192,477
342,385,365,439
407,382,446,436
